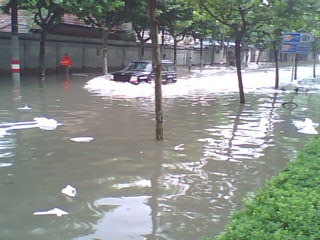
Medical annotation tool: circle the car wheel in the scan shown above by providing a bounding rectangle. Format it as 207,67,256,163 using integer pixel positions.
131,81,141,85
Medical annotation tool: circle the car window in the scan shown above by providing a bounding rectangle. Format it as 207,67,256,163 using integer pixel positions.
165,64,176,72
125,62,152,72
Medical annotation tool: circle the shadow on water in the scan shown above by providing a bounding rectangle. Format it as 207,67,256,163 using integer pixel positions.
0,71,320,240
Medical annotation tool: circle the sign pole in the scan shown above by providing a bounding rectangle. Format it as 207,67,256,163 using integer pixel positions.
291,54,295,82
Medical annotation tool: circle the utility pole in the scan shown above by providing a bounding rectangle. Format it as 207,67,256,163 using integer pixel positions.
11,0,20,83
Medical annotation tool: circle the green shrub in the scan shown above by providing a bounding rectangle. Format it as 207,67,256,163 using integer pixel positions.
213,136,320,240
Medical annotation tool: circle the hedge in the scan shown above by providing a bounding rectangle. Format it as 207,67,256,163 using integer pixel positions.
212,136,320,240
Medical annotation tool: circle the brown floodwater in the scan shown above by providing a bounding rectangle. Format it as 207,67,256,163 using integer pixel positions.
0,68,319,240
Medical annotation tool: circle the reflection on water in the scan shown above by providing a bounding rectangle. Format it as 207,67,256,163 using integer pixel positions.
0,70,320,240
76,196,153,240
199,95,280,162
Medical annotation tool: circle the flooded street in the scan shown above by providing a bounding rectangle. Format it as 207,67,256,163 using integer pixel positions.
1,66,320,240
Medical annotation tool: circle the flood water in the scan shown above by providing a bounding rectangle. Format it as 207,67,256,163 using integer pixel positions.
1,66,320,240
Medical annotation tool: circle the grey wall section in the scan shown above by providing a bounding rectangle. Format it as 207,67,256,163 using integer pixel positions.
0,32,227,73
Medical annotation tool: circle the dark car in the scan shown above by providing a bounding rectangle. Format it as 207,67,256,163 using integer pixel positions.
110,60,177,85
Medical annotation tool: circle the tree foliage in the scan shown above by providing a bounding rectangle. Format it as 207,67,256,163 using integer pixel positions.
19,0,66,81
69,0,126,74
158,0,194,64
192,0,272,104
124,0,150,59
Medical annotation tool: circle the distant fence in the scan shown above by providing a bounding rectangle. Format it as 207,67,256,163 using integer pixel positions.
0,32,228,74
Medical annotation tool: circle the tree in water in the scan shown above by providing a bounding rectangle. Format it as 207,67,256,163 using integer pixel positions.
148,0,163,140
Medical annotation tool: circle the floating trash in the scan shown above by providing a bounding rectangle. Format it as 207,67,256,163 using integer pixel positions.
34,117,60,130
0,162,13,168
61,185,77,197
17,104,32,110
174,143,185,151
0,118,61,132
0,128,6,137
33,208,69,217
70,137,94,143
293,118,319,135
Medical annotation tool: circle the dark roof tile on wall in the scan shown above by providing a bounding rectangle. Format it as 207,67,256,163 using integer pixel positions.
0,10,33,33
0,10,126,37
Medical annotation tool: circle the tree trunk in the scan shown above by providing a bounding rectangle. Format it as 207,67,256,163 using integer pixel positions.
313,52,316,78
273,41,279,89
161,28,165,55
39,31,48,85
235,32,245,104
173,38,177,65
294,54,298,80
313,38,320,78
211,45,215,65
200,39,203,71
225,46,229,66
148,0,163,140
256,49,262,65
103,29,109,75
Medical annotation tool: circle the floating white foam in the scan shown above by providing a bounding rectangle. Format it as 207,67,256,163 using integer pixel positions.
33,208,69,217
85,66,320,99
84,70,286,98
70,137,94,142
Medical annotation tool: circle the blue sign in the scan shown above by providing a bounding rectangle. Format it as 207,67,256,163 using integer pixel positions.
282,32,313,54
281,43,312,54
283,33,301,43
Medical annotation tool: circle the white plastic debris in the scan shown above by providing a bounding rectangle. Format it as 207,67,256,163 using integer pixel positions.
0,162,13,168
61,185,77,197
70,137,94,143
1,118,61,132
33,208,69,217
293,118,319,135
17,104,32,110
298,126,318,134
0,128,6,137
174,144,185,151
34,117,60,130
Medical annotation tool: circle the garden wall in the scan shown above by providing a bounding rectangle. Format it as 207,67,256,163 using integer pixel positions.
0,32,226,73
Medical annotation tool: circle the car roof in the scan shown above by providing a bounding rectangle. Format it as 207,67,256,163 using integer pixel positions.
129,59,174,64
130,60,152,64
161,60,174,64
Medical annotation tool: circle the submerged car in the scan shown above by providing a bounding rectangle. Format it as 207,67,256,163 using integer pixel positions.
110,60,177,85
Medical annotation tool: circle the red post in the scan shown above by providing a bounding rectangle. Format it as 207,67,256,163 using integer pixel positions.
11,59,21,73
